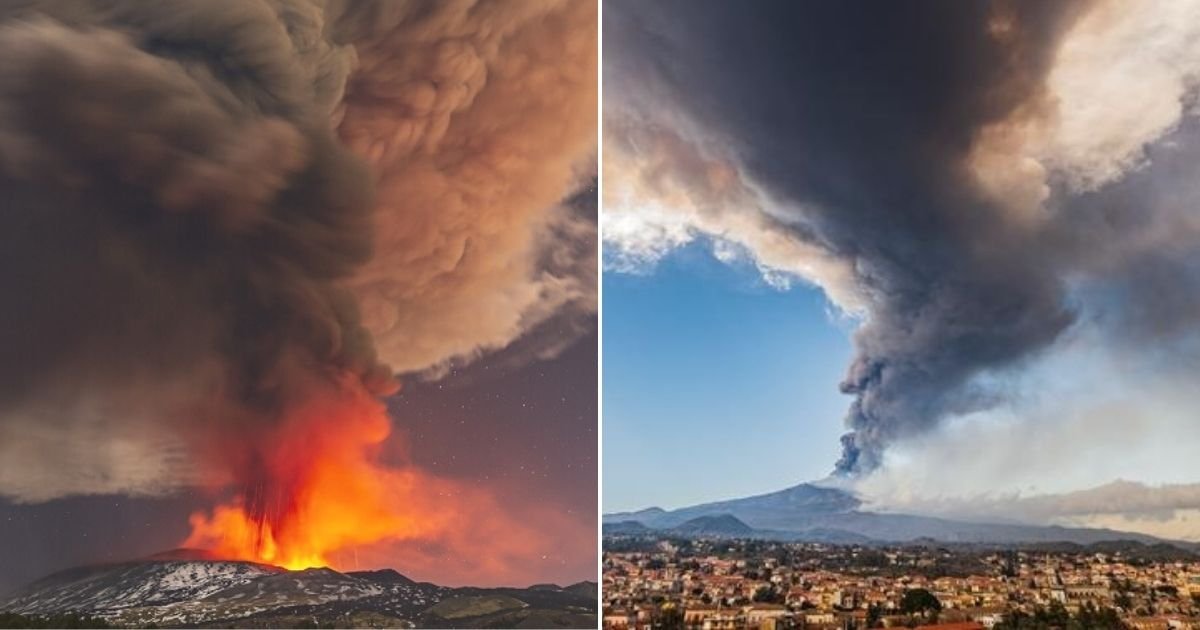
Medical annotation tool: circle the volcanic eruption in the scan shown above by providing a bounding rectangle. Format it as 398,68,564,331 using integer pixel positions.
0,0,596,583
604,0,1200,477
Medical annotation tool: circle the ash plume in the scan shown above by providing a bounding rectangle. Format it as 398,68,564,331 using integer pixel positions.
605,0,1200,475
0,0,596,501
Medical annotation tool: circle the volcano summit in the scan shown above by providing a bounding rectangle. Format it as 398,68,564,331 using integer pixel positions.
1,551,598,628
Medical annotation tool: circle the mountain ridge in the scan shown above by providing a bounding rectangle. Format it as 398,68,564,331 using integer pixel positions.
603,481,1195,549
1,556,597,629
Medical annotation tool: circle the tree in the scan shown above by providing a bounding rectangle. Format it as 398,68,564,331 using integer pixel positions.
866,603,884,628
1155,584,1178,597
652,604,684,630
1036,601,1070,627
994,603,1126,630
900,588,942,617
1074,602,1124,629
753,586,782,604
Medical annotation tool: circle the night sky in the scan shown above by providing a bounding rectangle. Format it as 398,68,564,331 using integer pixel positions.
0,330,596,595
0,0,596,596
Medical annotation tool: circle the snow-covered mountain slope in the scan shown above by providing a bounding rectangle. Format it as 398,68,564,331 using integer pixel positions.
2,558,282,614
0,556,597,628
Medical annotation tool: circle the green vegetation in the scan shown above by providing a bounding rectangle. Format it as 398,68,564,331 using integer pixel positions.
752,585,783,604
646,603,683,630
866,603,884,628
425,595,526,620
899,588,942,617
993,602,1126,629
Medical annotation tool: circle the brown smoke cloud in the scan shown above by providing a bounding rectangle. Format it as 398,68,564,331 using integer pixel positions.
0,0,596,504
335,0,598,374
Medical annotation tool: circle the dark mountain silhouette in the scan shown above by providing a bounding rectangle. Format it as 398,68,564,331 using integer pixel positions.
602,520,651,535
667,514,755,537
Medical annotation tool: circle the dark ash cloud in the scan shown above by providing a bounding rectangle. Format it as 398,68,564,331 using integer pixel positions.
606,0,1200,474
0,0,597,501
0,1,391,488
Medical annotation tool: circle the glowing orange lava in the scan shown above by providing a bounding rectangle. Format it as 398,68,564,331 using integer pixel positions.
183,378,456,571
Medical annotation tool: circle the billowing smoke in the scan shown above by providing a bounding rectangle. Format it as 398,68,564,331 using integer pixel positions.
604,0,1200,474
0,0,596,514
337,0,597,374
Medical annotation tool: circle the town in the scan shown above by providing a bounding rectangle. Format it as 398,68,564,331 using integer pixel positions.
603,536,1200,629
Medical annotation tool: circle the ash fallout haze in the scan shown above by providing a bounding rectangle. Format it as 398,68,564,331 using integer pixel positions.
0,0,598,602
603,0,1200,542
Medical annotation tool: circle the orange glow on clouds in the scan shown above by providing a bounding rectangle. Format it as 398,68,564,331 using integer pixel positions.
181,377,588,584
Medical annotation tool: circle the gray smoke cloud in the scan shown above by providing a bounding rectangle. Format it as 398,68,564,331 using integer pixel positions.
0,0,389,417
0,0,596,502
604,0,1200,475
863,477,1200,541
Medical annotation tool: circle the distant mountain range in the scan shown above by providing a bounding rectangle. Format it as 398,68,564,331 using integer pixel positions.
0,551,597,628
603,482,1194,549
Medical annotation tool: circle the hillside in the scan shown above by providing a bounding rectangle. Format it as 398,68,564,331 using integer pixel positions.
0,556,596,629
603,482,1188,548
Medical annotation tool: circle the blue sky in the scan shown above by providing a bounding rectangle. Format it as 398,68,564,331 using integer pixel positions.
602,241,853,512
600,0,1200,541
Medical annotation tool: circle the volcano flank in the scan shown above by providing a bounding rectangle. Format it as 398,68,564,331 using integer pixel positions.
603,482,1199,550
0,551,598,629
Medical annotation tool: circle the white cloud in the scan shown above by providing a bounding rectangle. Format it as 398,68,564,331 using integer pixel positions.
971,0,1200,216
602,113,865,312
854,326,1200,540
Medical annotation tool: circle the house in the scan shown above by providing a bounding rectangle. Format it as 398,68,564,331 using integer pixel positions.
683,606,719,627
804,611,836,626
1125,618,1172,630
603,609,636,628
745,603,789,624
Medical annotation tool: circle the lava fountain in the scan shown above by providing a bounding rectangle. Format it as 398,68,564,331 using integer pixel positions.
183,374,455,571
